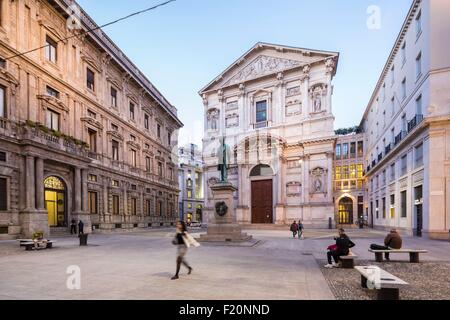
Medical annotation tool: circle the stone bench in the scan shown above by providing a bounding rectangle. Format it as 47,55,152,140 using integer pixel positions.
22,240,54,251
340,252,358,269
355,266,409,300
369,249,428,263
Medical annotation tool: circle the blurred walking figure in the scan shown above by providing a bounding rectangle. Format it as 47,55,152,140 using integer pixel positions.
78,220,84,235
70,219,77,235
171,220,199,280
290,221,298,238
298,220,304,239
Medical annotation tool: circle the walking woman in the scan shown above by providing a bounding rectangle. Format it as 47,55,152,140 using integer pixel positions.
171,220,199,280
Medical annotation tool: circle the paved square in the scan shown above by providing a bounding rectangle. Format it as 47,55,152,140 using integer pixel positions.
0,228,449,300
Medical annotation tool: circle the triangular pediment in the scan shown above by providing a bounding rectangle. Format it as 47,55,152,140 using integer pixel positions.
200,42,339,94
224,55,303,87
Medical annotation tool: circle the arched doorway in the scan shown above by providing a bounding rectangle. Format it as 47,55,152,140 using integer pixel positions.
338,197,353,225
44,176,67,227
250,164,274,224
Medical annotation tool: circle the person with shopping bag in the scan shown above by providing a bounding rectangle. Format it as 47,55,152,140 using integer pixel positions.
171,220,200,280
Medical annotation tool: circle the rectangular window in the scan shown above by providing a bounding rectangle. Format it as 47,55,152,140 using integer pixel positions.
382,83,386,101
88,129,97,153
390,163,396,181
158,162,163,177
357,141,363,157
46,86,60,99
88,192,98,214
131,198,137,215
112,180,119,187
401,154,407,176
129,102,135,120
187,190,192,198
111,123,118,131
335,144,341,159
416,52,422,79
415,143,423,168
88,174,97,182
390,194,395,219
111,195,119,215
131,149,137,167
416,10,422,37
342,166,349,179
401,42,406,65
391,97,395,116
157,124,161,138
382,197,386,219
0,85,5,118
391,65,395,86
112,140,119,161
342,143,349,159
401,191,407,218
144,114,149,130
0,177,7,210
255,101,267,123
350,142,356,157
416,95,422,115
335,166,341,180
45,36,57,63
111,87,117,107
401,78,406,100
46,109,60,131
376,200,379,219
169,167,173,181
146,200,151,216
167,132,171,146
357,164,364,178
146,156,151,172
86,68,95,91
350,165,356,179
0,151,6,162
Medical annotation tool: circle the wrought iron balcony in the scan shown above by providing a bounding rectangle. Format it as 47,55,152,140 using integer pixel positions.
394,131,406,146
385,144,392,155
378,153,383,162
407,114,424,133
372,160,376,167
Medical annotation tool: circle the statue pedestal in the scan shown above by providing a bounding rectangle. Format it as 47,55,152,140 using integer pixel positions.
199,182,252,242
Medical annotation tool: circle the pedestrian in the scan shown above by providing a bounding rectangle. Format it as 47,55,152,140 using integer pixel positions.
171,220,199,280
298,220,304,239
290,220,298,238
78,220,84,235
370,228,402,261
70,218,77,235
324,228,355,268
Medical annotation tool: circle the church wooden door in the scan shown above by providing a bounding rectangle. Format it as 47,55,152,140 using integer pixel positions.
251,180,273,223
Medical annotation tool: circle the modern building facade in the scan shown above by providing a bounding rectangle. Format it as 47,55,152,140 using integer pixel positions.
360,0,450,239
0,0,182,239
200,43,339,227
333,132,366,227
178,144,204,224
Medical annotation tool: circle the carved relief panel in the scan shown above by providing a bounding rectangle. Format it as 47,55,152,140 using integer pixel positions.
310,167,327,194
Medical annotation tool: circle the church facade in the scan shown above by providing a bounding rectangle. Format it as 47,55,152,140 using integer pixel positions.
200,43,339,227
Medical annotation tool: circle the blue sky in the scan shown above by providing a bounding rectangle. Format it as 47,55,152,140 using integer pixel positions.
77,0,412,146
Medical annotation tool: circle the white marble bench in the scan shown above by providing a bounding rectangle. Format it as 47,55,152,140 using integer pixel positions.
355,265,409,300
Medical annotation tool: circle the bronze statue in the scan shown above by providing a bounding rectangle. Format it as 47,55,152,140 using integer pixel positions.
217,136,231,182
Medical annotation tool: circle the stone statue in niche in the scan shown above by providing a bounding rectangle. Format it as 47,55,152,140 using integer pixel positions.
310,84,327,113
314,95,322,112
310,167,326,194
207,109,219,131
314,178,322,192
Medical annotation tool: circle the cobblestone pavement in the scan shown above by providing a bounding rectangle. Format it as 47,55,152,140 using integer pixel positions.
319,260,450,300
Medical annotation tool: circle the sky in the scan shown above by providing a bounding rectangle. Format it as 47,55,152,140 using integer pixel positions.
77,0,412,147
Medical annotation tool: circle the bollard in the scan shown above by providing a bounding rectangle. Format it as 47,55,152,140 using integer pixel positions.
328,217,332,229
79,234,88,246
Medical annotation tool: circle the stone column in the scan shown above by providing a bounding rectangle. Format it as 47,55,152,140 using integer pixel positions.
140,188,144,220
326,75,332,114
25,155,36,210
103,181,109,219
123,185,128,216
81,169,88,213
74,167,82,213
302,75,310,116
35,157,45,210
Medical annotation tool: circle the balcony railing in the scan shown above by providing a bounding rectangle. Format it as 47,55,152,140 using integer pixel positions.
394,131,406,146
254,121,268,129
385,144,392,155
372,160,376,167
378,153,383,162
407,114,424,133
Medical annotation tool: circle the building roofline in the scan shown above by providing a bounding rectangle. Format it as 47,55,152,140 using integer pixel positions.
360,0,421,125
50,0,183,127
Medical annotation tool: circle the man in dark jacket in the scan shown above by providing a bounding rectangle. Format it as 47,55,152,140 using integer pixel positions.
78,220,84,235
325,228,355,268
370,229,402,260
290,221,298,238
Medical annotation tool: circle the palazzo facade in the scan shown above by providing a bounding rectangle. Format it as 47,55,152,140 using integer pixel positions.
0,0,182,239
200,43,339,227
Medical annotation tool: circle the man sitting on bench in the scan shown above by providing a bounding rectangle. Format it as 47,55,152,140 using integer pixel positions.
370,228,402,261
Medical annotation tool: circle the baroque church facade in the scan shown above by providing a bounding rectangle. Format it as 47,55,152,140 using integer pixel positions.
200,43,339,227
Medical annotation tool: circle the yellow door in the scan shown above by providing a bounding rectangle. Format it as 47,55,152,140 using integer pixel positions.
45,190,58,227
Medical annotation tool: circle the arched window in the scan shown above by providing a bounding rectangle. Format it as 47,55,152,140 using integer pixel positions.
250,164,273,177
